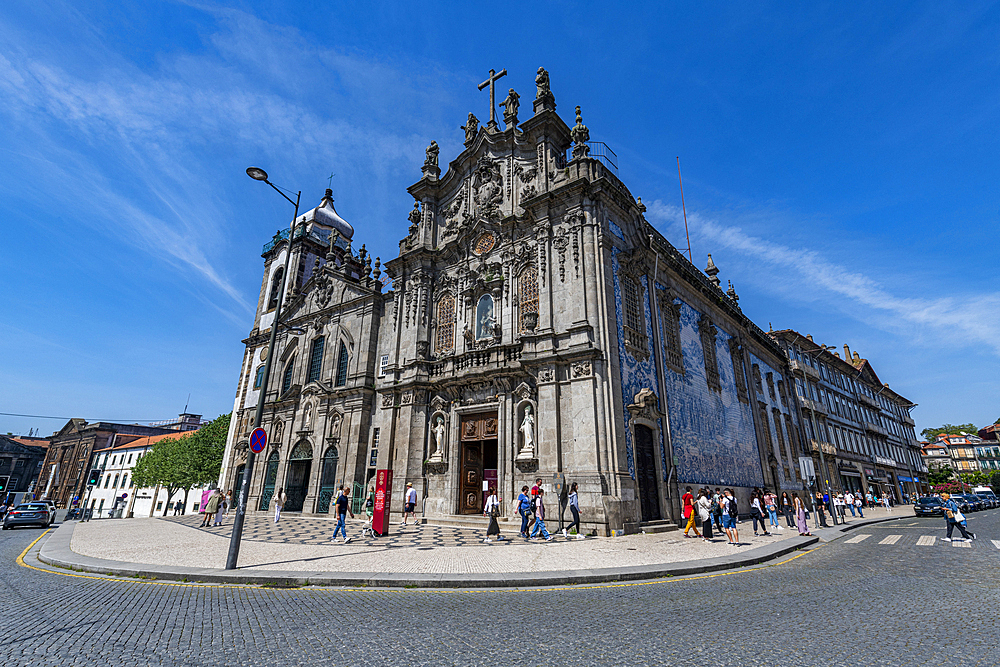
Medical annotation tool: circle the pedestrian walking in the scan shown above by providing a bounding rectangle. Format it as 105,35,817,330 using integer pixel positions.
939,492,975,542
483,487,501,543
563,482,582,539
793,493,812,536
844,491,856,517
173,500,182,516
331,486,353,543
273,488,287,523
855,494,864,518
400,482,418,525
750,491,771,536
764,489,780,531
516,485,532,538
530,488,554,541
721,489,740,546
712,487,724,532
697,488,713,541
206,489,223,527
682,486,701,538
882,495,891,512
780,491,795,528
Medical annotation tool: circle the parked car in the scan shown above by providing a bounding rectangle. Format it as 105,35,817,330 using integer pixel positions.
955,494,981,512
1,503,53,529
973,489,998,509
914,497,945,517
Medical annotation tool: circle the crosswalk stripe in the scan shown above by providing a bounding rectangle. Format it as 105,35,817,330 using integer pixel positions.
992,540,1000,550
953,540,971,548
879,535,901,545
916,535,935,546
845,534,870,543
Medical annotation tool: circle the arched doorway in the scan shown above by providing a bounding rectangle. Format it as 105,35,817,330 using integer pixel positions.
258,451,279,511
285,441,313,512
233,463,246,497
317,447,339,513
634,424,662,522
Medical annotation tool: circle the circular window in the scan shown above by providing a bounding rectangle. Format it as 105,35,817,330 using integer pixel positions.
473,232,496,256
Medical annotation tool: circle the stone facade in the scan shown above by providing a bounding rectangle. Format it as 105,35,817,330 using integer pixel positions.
220,69,806,534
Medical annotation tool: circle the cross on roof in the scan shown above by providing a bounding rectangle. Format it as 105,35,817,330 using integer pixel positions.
478,68,507,132
327,172,336,190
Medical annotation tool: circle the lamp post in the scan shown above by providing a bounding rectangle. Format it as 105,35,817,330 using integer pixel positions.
226,167,300,570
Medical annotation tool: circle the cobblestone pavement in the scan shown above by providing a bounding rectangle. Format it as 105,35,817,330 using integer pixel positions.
68,510,808,573
2,509,998,666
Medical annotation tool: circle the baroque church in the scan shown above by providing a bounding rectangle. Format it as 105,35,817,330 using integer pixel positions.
219,68,805,534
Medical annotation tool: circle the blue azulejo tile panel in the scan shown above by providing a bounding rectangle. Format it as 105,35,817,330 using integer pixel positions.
611,249,664,481
658,294,764,489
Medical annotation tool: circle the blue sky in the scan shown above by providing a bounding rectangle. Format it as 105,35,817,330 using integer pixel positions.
1,2,997,438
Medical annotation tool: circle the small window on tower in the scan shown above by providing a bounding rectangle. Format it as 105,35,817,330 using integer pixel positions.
378,355,389,377
267,267,284,311
254,365,266,389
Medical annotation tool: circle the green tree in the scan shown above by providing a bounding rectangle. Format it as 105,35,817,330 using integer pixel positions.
176,413,231,508
990,471,1000,489
131,434,190,515
920,423,978,441
927,465,954,486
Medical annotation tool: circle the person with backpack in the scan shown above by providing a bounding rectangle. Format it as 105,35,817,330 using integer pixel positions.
530,488,554,541
712,487,724,533
516,485,532,538
721,489,740,546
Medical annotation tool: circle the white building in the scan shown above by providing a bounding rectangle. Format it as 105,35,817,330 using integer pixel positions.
88,433,213,519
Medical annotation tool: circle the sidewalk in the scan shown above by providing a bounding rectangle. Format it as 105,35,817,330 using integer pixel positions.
35,507,905,588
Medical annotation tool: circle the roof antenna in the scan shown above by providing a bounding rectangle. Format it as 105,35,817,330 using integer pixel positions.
677,157,692,262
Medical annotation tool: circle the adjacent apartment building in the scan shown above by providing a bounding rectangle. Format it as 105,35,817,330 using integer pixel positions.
769,331,927,500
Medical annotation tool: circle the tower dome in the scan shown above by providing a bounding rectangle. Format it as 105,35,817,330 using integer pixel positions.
297,189,354,240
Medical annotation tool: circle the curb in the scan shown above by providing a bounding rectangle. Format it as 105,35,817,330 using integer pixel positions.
36,522,819,589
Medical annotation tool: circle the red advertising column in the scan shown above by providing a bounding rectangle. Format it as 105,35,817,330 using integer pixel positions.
372,469,393,536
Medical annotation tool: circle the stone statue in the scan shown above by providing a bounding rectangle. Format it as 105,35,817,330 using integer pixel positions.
424,141,439,167
499,88,520,121
408,201,421,235
570,106,590,159
517,405,535,459
535,67,550,98
461,113,479,144
429,416,446,462
329,413,342,440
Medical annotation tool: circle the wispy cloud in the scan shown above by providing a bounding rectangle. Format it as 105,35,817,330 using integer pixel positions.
0,5,460,311
645,200,1000,355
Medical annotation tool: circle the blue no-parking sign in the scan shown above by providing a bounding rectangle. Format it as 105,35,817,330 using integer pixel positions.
249,427,267,453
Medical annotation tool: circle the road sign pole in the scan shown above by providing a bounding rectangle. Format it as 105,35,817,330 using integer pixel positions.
225,187,300,571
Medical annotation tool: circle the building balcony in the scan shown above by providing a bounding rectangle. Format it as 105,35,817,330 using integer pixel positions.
809,439,837,456
789,359,820,380
858,393,879,408
902,414,915,426
799,397,828,415
863,421,888,437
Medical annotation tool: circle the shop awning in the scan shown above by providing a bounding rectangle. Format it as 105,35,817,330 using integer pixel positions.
839,469,862,477
897,476,914,482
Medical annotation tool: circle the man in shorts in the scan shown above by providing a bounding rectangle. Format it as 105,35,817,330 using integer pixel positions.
721,488,740,546
401,482,418,525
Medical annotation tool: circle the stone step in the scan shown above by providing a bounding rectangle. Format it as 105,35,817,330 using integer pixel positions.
417,515,514,531
639,521,679,534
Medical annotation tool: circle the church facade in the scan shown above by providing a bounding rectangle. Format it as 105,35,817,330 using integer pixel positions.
219,69,806,534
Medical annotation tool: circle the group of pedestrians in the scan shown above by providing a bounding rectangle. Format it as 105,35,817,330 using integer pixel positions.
510,478,585,542
684,487,819,545
199,488,231,527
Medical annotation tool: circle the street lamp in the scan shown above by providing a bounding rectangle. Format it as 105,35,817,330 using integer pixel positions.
803,343,840,526
226,167,301,570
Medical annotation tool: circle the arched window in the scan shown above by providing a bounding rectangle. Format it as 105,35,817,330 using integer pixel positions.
518,266,538,332
335,341,349,387
253,365,266,389
435,294,455,353
267,267,284,311
281,357,295,394
475,294,495,340
307,337,324,383
317,447,339,513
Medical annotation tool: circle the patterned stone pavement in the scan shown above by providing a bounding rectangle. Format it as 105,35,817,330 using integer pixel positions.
3,509,998,666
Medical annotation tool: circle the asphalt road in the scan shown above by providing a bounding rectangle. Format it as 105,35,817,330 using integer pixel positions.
1,510,998,666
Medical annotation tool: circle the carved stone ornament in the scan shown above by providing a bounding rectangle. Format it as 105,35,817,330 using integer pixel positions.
430,394,449,412
401,390,414,406
513,382,534,403
461,112,479,145
328,412,342,441
571,360,592,378
537,365,555,383
314,271,334,308
381,393,395,409
627,387,663,422
515,457,539,473
428,414,447,464
415,340,429,359
472,156,503,218
516,404,536,461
